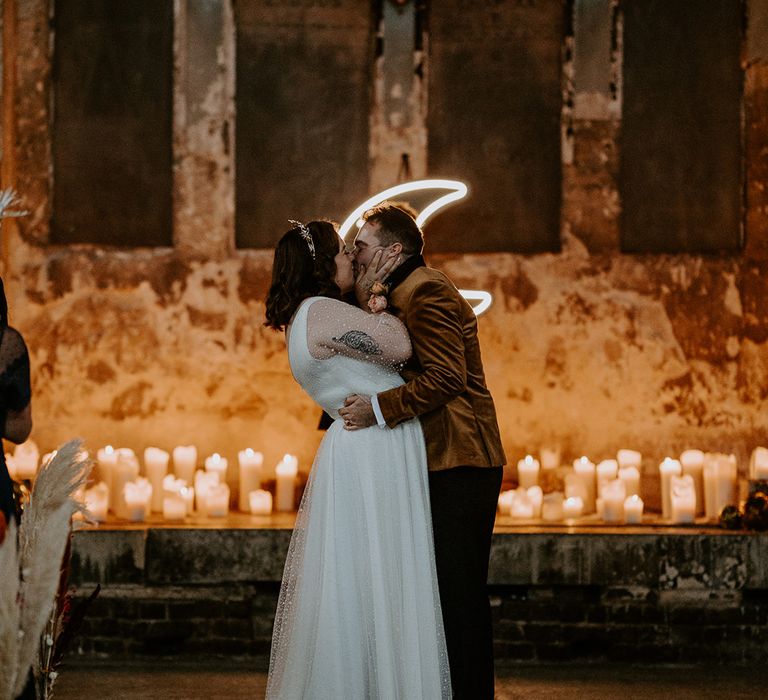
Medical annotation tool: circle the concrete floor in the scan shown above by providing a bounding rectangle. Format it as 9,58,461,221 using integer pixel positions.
54,660,768,699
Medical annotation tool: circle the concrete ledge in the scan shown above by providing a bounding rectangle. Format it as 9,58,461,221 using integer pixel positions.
68,520,768,662
71,518,768,592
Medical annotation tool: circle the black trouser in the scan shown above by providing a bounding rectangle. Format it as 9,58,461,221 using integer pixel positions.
429,465,503,700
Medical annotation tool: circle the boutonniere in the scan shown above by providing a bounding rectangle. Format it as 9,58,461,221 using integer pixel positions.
367,281,389,313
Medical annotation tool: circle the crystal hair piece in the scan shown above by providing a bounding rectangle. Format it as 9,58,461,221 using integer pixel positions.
289,219,315,259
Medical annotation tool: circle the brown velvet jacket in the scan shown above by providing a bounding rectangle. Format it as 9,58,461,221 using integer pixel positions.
376,265,506,472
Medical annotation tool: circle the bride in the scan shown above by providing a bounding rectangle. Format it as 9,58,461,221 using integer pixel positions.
264,220,451,699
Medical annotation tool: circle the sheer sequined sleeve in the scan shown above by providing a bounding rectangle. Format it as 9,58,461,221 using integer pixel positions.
305,297,411,367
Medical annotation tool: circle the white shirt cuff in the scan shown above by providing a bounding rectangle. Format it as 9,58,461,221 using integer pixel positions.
370,394,387,428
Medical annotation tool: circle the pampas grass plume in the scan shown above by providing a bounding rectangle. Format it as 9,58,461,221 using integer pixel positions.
0,439,92,699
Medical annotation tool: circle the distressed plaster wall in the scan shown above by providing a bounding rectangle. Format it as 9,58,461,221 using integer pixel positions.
1,0,768,495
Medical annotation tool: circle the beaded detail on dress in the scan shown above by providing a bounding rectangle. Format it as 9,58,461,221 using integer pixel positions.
266,297,451,699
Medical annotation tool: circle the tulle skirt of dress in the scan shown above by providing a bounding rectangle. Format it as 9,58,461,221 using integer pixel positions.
266,418,451,700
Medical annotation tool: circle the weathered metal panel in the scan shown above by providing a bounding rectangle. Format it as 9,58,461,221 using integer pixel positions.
51,0,174,247
619,0,743,253
426,0,564,253
235,0,372,248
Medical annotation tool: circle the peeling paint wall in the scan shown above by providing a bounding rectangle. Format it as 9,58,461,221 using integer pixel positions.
2,0,768,496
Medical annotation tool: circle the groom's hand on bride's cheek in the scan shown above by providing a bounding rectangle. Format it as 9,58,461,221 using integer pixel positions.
339,394,376,430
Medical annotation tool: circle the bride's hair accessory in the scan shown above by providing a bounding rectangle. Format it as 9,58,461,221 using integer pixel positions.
289,219,315,259
367,280,389,313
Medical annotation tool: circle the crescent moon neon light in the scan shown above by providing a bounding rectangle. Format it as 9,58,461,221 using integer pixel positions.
338,179,493,316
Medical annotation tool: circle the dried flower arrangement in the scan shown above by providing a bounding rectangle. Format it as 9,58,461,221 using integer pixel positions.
0,440,94,699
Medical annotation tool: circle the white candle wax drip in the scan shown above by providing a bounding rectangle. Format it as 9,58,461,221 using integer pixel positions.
124,478,152,522
670,474,696,524
517,455,540,490
572,457,596,514
275,455,299,512
703,453,738,520
659,458,682,520
680,449,705,516
601,479,627,524
249,489,273,515
750,447,768,480
624,495,644,524
144,447,170,513
173,445,198,485
239,448,264,512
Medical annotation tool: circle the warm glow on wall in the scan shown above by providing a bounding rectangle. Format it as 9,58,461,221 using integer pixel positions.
338,179,493,316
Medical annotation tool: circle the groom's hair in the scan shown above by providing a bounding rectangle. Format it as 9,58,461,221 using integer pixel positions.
362,202,424,256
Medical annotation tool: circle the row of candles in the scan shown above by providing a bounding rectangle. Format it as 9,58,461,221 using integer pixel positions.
6,441,301,521
501,447,768,524
8,440,768,525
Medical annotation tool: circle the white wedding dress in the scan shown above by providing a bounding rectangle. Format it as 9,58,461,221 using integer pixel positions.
266,297,451,700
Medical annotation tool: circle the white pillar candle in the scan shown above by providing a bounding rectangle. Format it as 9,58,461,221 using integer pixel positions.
97,445,118,504
163,494,187,521
540,446,561,470
511,487,534,518
573,457,596,513
163,473,184,493
563,496,584,520
275,454,299,512
181,486,195,515
124,478,152,522
112,451,140,517
13,440,39,480
249,489,273,515
498,490,514,515
680,449,705,515
517,455,540,489
173,445,198,484
144,447,170,513
750,447,768,480
162,475,194,517
194,470,219,516
84,482,109,523
238,449,264,512
596,459,619,498
670,474,696,524
624,495,644,524
703,453,738,520
602,479,627,524
618,466,640,498
527,486,543,518
207,483,230,517
205,453,228,483
617,449,642,470
541,493,565,521
659,457,682,519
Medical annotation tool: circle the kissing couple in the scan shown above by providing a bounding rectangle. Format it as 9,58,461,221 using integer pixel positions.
264,203,506,699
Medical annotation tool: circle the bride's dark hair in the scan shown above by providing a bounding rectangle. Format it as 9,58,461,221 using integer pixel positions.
264,220,342,331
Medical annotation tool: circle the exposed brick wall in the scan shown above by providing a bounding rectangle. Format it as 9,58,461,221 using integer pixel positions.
70,581,768,664
67,527,768,664
491,585,768,664
74,585,279,658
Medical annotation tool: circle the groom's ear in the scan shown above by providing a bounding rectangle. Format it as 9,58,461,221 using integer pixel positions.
390,241,403,256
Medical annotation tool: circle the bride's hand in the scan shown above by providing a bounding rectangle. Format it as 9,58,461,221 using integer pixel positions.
354,250,399,306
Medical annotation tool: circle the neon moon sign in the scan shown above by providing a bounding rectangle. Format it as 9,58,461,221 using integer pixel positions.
338,179,493,316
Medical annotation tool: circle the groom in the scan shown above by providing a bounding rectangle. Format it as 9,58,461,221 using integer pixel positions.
340,203,506,699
